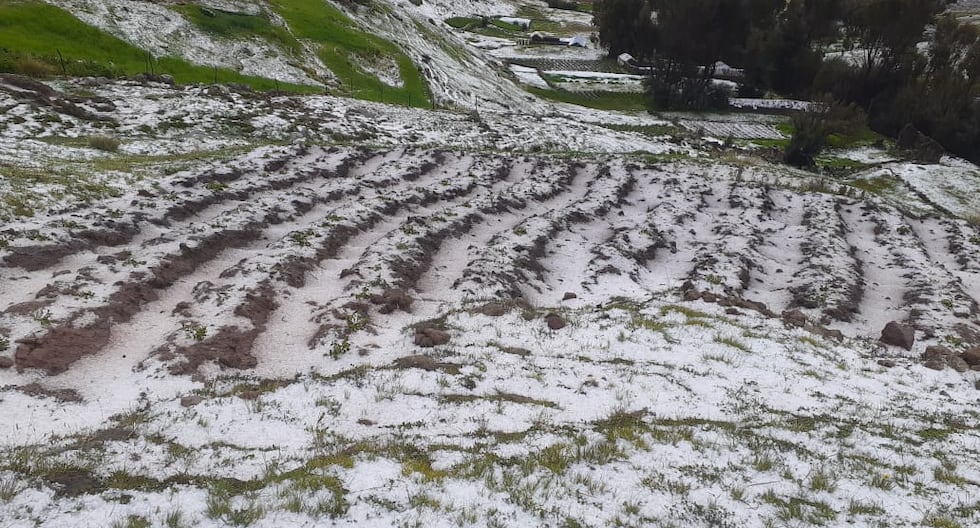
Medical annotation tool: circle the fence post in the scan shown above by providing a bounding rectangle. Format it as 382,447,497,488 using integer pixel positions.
55,50,67,76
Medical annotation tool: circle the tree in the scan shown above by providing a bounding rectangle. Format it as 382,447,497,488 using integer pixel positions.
642,0,768,110
892,15,980,162
592,0,657,59
838,0,946,90
744,0,841,96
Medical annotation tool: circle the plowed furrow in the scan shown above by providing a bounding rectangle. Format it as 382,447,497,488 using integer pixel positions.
9,149,451,373
417,160,581,304
0,145,358,272
2,148,437,314
865,210,978,338
177,153,495,366
914,217,980,303
742,189,809,313
682,181,774,303
635,170,714,294
455,162,634,301
791,196,865,324
145,152,481,371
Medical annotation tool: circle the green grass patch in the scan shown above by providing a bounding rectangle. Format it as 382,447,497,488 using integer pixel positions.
816,156,869,171
825,125,883,149
746,137,791,149
516,6,567,33
445,17,480,29
270,0,429,107
849,174,901,195
489,19,524,32
0,1,317,92
173,5,302,55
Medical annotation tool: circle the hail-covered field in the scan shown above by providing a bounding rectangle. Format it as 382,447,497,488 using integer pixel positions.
2,61,980,528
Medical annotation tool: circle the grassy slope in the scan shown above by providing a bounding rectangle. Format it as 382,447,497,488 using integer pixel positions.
0,1,318,92
269,0,430,107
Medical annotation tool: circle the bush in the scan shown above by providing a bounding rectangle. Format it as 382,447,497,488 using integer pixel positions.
87,135,120,152
783,112,827,167
783,101,866,167
644,65,731,111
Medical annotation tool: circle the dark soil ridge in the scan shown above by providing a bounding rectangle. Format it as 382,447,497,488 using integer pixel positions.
684,183,774,297
457,164,635,299
0,74,116,123
0,146,366,272
346,158,518,293
271,152,469,290
15,148,430,373
789,197,864,322
167,281,278,374
14,224,266,374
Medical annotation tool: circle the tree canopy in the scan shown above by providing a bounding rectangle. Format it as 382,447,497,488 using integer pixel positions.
591,0,980,163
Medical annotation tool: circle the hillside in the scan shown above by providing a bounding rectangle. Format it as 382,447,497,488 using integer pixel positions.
1,1,980,528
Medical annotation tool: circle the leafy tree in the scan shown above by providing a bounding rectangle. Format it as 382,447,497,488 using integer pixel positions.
744,0,841,96
837,0,946,94
592,0,657,59
642,0,768,109
889,15,980,162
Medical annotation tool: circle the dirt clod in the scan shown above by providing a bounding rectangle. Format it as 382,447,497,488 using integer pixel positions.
180,395,203,407
475,302,509,317
782,309,807,327
371,288,413,314
414,327,450,347
393,354,459,373
961,347,980,366
880,321,914,350
545,313,566,330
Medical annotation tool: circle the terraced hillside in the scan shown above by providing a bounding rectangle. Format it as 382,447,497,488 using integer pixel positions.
4,139,980,371
2,76,980,526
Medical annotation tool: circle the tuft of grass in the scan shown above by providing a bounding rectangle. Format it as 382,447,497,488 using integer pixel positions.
0,474,19,502
111,516,150,528
809,467,837,492
847,499,884,516
923,515,964,528
537,444,571,474
713,334,751,353
849,174,900,195
402,454,449,482
594,408,649,446
164,509,184,528
87,135,120,152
